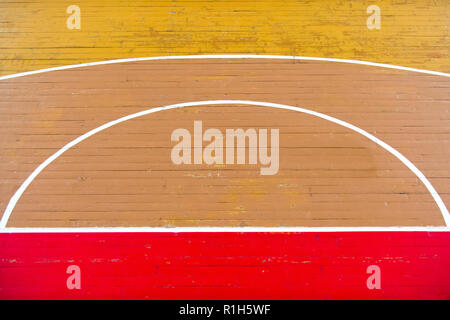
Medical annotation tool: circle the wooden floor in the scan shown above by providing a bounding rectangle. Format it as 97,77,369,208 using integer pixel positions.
0,0,449,76
0,59,448,227
1,232,449,299
0,0,449,301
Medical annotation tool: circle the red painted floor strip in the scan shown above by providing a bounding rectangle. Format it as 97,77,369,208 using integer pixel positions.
0,232,449,299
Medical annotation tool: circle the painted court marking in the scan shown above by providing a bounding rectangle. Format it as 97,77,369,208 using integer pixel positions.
1,227,450,233
0,55,449,81
1,55,449,232
0,100,449,231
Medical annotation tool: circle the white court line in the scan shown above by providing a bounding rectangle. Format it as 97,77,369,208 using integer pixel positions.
0,54,449,81
0,227,449,233
0,100,449,231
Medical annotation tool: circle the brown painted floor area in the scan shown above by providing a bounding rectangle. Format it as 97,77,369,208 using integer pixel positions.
0,59,448,227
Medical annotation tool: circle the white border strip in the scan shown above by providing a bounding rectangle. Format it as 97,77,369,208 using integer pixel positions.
0,54,449,81
1,100,449,231
1,227,449,233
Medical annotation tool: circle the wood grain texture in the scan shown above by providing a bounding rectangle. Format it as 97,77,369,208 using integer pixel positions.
0,59,448,227
0,1,449,301
0,0,449,76
1,232,449,299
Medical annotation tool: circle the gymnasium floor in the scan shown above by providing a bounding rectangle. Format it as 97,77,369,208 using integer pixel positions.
0,1,449,299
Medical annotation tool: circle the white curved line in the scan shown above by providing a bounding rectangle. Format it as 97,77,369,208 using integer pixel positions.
1,100,449,228
0,54,449,80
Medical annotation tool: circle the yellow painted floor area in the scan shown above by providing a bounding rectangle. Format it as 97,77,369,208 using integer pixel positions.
0,0,448,76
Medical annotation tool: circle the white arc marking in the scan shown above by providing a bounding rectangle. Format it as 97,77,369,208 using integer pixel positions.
0,100,448,229
0,55,449,81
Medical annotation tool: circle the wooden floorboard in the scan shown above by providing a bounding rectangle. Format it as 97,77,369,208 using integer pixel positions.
0,59,448,227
